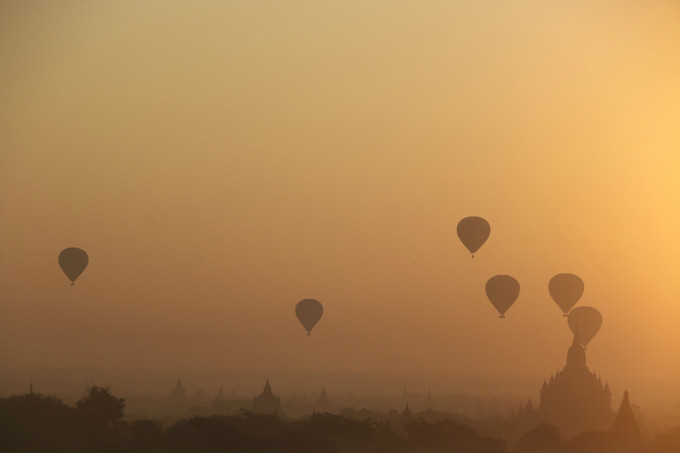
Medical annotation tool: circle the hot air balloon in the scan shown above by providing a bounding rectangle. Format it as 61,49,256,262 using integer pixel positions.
567,306,602,348
295,299,323,335
457,217,490,257
58,247,89,286
549,273,584,316
485,275,519,318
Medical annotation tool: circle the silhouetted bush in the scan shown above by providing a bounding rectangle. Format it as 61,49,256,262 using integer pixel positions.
124,419,164,453
514,423,560,453
164,415,247,452
76,385,126,427
405,418,507,452
561,430,613,453
0,393,79,453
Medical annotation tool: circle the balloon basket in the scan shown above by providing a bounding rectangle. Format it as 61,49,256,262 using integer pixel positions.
563,313,568,317
306,332,311,336
499,315,505,319
71,282,75,286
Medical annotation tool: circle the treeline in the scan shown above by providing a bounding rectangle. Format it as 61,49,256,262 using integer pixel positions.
0,386,506,453
1,388,679,453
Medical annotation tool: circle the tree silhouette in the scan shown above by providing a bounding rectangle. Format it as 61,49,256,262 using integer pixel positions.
76,385,125,427
0,393,79,452
514,423,560,453
405,418,507,452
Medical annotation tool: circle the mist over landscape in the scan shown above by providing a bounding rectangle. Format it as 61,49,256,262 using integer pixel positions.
1,1,679,452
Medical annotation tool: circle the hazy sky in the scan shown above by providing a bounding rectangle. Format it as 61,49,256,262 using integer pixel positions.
1,1,679,397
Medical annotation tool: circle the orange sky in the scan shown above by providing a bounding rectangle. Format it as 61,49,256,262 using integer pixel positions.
1,1,679,399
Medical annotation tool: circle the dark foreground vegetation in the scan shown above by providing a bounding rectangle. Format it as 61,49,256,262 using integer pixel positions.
1,387,679,453
0,387,505,453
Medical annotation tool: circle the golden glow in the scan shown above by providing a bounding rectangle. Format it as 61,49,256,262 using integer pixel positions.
1,1,679,398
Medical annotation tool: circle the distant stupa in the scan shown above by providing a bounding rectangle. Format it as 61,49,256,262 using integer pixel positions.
610,390,644,452
402,402,412,420
313,386,334,414
252,378,282,416
168,378,189,405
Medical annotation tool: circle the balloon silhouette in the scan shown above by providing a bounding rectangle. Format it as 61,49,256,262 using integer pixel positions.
567,306,602,348
549,273,584,316
485,275,519,318
295,299,323,335
58,248,89,286
457,217,490,257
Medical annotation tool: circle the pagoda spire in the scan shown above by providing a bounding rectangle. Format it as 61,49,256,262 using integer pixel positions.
611,390,642,445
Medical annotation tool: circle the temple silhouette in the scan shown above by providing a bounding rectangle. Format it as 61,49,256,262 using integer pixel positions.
313,386,334,413
252,378,282,416
518,331,614,436
610,390,645,452
168,378,189,406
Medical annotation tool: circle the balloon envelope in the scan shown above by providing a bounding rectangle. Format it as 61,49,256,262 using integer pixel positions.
295,299,323,335
58,247,89,285
549,273,584,315
457,217,490,257
567,306,602,347
485,275,520,318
